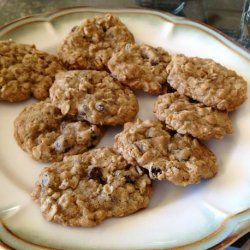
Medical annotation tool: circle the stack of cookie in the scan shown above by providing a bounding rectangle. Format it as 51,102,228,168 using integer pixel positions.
1,14,247,227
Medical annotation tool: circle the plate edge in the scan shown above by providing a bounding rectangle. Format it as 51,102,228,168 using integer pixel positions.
0,5,249,57
0,5,249,250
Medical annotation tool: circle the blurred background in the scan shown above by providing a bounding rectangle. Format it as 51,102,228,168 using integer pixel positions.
0,0,249,48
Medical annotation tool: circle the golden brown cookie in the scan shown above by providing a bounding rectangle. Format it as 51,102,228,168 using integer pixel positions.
108,44,172,94
114,119,217,186
167,54,247,111
57,14,135,70
31,148,152,227
14,100,102,162
154,92,233,140
49,70,139,125
0,40,64,102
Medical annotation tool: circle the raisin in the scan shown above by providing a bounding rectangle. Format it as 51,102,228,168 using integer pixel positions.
88,167,106,184
87,141,94,149
151,167,162,178
125,175,135,184
166,129,176,137
150,58,160,65
91,132,97,140
124,164,133,171
136,166,149,176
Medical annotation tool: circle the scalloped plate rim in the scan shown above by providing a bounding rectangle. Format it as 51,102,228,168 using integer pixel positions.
0,6,249,250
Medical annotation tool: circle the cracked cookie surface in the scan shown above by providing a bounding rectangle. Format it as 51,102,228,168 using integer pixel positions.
57,14,135,70
31,147,152,227
114,119,217,186
108,44,171,93
50,70,138,125
14,100,102,162
154,92,233,140
167,54,247,111
0,40,64,102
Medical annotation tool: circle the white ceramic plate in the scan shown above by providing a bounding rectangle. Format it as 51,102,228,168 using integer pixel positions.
0,7,249,250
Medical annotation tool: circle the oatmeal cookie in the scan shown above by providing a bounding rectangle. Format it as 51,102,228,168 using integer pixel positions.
0,40,64,102
114,119,217,186
50,70,138,125
14,100,102,162
167,54,247,111
31,147,152,227
57,14,135,70
154,92,233,140
108,44,172,94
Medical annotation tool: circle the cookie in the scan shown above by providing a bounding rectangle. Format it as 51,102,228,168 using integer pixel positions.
114,119,217,186
108,44,172,94
154,92,233,140
49,70,139,125
167,54,247,111
14,100,102,162
0,40,64,102
57,14,135,70
31,147,152,227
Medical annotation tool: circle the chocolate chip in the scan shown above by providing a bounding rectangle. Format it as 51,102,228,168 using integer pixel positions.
88,167,105,184
91,132,97,140
95,102,105,112
125,175,135,184
151,167,162,178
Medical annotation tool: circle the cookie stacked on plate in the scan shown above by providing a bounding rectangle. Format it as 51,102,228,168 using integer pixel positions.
2,14,247,227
